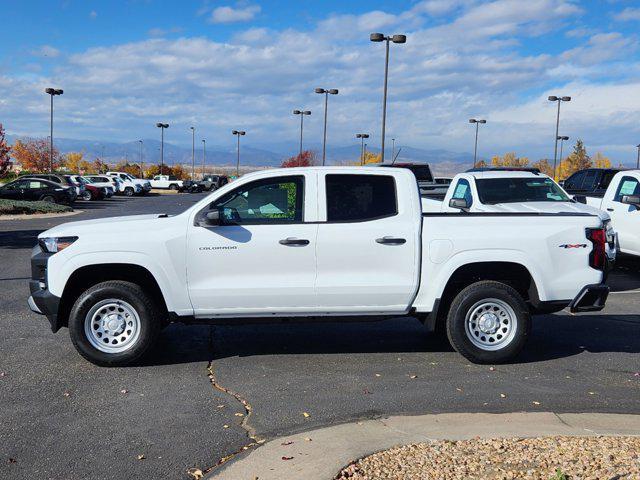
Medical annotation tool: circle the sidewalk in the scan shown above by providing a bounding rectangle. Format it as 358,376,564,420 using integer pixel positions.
207,412,640,480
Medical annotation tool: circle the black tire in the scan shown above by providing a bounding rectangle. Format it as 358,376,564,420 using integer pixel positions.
40,195,55,203
169,184,178,190
81,190,92,201
68,281,162,367
446,281,531,364
124,187,134,197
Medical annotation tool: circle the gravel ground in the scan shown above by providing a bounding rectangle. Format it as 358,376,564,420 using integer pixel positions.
336,436,640,480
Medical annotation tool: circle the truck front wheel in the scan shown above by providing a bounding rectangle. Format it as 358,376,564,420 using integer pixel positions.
446,281,530,364
68,281,161,367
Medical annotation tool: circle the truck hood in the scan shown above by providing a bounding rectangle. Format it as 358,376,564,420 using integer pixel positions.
475,201,610,221
38,214,167,238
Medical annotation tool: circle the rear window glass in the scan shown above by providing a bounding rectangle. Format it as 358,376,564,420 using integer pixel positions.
326,174,397,222
476,177,570,204
380,164,433,182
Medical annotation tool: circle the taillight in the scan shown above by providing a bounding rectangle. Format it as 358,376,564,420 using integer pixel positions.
587,228,606,271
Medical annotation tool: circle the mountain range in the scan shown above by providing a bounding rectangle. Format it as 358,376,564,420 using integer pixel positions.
6,135,476,176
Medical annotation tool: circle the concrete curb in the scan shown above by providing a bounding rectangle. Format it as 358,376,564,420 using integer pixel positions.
207,412,640,480
0,210,82,221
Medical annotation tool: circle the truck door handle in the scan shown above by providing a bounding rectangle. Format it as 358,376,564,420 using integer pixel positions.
279,237,310,246
376,236,406,245
607,208,614,212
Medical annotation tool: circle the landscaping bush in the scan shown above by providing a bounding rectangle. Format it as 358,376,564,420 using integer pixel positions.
0,199,73,216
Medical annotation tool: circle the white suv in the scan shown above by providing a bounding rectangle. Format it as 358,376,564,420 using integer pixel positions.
106,172,151,195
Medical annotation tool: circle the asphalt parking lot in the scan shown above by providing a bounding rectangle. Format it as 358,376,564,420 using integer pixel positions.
1,193,639,480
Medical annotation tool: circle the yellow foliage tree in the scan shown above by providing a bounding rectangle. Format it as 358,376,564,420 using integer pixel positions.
531,159,554,177
558,139,591,180
64,151,94,174
362,151,382,165
491,152,529,168
114,161,144,177
593,152,611,168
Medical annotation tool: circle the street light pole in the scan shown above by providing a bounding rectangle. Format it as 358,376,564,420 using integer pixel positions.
557,136,569,172
370,33,406,163
548,95,571,180
138,139,144,177
190,126,195,180
293,110,311,157
232,130,246,177
391,138,396,162
468,118,486,168
636,144,640,169
45,88,63,172
315,88,339,165
156,123,169,175
202,139,206,178
356,133,370,165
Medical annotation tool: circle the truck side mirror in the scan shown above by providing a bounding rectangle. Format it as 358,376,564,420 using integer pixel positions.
574,195,586,204
621,195,640,207
449,198,470,210
197,210,221,227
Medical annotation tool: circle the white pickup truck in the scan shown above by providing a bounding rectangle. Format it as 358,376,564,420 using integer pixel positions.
577,170,640,257
106,171,152,195
149,175,184,191
28,167,610,367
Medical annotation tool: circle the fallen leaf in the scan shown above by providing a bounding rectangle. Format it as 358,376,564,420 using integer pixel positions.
63,391,70,397
634,373,640,377
234,413,244,417
137,454,145,460
500,393,507,398
281,441,294,446
456,388,463,392
186,468,203,480
0,372,6,377
223,425,230,429
409,375,418,379
363,388,372,395
8,458,17,464
302,412,310,418
217,404,226,408
429,362,438,365
281,456,294,461
120,389,128,394
304,437,312,442
588,392,596,395
489,367,495,371
374,373,381,377
532,401,541,406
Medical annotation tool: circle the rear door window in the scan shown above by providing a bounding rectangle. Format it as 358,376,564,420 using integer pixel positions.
564,171,585,190
451,179,473,206
582,170,598,191
326,174,397,222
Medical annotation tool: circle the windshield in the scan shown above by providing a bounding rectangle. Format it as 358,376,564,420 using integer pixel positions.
476,177,570,204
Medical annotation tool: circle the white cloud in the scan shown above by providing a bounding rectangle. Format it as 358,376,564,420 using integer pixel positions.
209,4,260,24
89,10,97,20
2,0,639,164
148,26,183,37
614,7,640,21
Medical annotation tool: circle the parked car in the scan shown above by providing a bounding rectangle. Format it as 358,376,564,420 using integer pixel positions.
84,175,123,195
0,178,74,204
562,168,622,197
21,173,79,202
80,176,115,198
199,174,230,191
576,170,640,257
421,170,617,262
28,167,609,367
106,171,151,194
65,175,108,201
375,162,449,197
149,175,183,190
103,173,142,196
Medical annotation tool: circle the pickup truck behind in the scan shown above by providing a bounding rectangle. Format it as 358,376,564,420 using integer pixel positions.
150,175,184,190
577,170,640,257
28,167,609,367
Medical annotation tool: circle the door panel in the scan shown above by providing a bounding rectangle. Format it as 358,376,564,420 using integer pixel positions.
187,173,318,315
603,176,640,255
315,173,420,313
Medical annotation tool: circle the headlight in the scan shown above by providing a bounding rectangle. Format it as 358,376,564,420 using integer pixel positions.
39,236,78,253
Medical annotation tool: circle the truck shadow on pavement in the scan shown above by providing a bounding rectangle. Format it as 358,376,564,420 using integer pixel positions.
144,313,640,366
0,229,41,249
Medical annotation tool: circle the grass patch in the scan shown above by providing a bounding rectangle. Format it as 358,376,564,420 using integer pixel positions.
0,199,73,216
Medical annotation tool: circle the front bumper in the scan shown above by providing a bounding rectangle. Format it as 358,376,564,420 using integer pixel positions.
568,284,609,313
28,249,62,332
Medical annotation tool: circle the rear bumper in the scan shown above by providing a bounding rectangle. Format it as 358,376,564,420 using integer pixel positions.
568,284,609,313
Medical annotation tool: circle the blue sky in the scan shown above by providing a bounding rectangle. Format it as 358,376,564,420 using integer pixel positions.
2,0,640,162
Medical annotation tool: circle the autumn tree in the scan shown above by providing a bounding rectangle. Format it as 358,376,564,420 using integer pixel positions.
0,124,11,177
64,151,94,174
593,152,611,168
532,159,554,177
12,138,62,172
281,150,318,168
171,164,188,180
362,151,382,165
92,158,109,174
114,161,144,177
143,164,187,179
491,152,529,168
558,139,591,180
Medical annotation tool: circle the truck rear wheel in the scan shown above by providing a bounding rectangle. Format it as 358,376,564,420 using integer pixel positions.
68,281,161,367
446,281,530,364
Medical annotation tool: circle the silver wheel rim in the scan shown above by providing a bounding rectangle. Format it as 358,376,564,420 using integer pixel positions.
465,298,517,351
84,299,141,353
